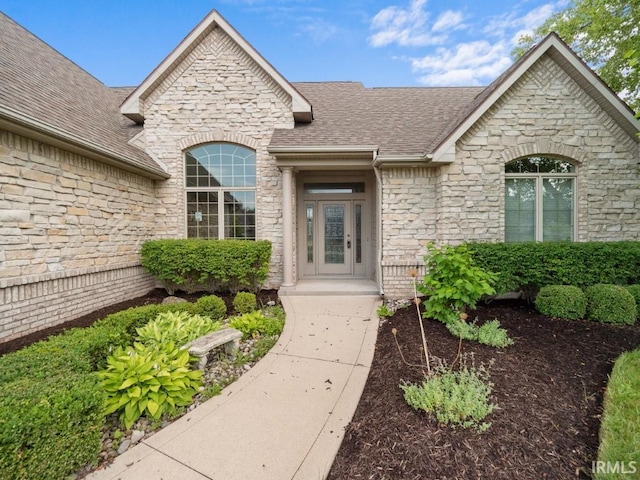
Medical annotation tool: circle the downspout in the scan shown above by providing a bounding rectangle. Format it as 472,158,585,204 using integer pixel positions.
373,152,384,297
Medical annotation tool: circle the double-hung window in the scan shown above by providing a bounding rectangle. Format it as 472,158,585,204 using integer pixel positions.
185,143,256,240
504,156,576,242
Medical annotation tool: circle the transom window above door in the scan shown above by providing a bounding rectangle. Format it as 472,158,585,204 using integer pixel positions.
504,156,576,242
185,143,256,240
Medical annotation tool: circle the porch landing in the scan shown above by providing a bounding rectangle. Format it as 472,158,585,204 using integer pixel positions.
279,279,380,296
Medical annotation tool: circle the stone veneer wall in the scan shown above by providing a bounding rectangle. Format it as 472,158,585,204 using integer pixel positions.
142,25,294,289
0,131,159,342
381,54,640,298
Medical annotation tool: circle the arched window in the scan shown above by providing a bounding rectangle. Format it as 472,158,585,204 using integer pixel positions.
504,156,576,242
185,143,256,240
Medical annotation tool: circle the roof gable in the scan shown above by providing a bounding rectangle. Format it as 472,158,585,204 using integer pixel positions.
121,10,312,124
430,32,640,163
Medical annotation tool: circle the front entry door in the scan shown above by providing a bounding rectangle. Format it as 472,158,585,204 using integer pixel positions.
318,201,352,275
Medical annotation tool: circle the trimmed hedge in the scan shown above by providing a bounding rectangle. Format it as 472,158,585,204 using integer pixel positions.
535,285,587,320
0,301,198,479
585,284,637,325
195,295,227,320
141,239,272,294
467,241,640,297
0,373,104,480
233,292,257,314
625,285,640,318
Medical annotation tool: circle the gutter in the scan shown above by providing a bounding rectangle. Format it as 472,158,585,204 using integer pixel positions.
372,151,384,298
0,105,170,180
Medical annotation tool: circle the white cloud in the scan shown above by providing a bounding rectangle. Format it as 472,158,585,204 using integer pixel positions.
412,40,512,86
299,18,339,44
431,10,465,33
369,0,450,47
401,2,566,86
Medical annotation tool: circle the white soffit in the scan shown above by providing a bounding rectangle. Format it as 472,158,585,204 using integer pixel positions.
120,10,313,123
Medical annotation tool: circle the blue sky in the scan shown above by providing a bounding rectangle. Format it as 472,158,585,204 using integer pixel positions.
2,0,567,88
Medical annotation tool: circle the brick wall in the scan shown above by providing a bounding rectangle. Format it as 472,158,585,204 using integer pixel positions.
0,130,159,341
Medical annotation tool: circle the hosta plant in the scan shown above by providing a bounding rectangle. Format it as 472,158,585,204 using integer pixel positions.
135,311,222,349
97,342,203,429
230,311,284,339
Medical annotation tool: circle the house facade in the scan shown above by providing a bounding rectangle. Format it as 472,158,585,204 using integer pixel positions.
1,10,639,342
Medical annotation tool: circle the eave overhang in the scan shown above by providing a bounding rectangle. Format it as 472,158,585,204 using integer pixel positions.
0,105,170,180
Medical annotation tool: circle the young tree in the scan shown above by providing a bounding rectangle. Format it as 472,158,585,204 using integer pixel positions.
513,0,640,112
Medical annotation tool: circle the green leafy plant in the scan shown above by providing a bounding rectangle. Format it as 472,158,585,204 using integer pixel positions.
135,311,222,349
233,292,257,314
400,357,495,431
97,342,203,429
468,241,640,297
376,304,394,318
140,239,272,294
535,285,587,319
195,295,227,320
445,318,513,348
625,285,640,318
230,311,285,339
585,284,637,325
417,243,497,325
263,305,285,322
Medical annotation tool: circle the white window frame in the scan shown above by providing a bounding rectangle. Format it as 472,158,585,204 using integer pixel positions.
184,143,256,240
505,159,577,242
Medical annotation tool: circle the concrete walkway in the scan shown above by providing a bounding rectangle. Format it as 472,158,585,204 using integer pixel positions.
88,295,380,480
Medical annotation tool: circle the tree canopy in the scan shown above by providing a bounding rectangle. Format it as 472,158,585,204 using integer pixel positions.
513,0,640,112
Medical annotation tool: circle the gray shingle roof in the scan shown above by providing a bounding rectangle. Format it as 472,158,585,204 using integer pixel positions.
0,13,166,178
272,82,484,156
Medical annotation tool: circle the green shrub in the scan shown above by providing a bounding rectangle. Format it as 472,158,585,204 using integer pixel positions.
468,241,640,296
585,284,637,325
233,292,257,314
136,311,222,349
195,295,227,320
417,243,497,325
400,359,495,431
97,342,203,429
445,319,514,348
0,373,104,479
625,285,640,318
140,239,272,294
534,285,587,320
376,304,394,318
230,311,285,339
596,348,640,479
263,305,285,322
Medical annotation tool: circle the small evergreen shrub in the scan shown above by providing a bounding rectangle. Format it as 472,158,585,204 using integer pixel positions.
585,284,637,325
625,285,640,318
230,311,285,339
534,285,587,320
445,319,513,348
140,239,272,294
135,311,222,349
400,358,495,431
195,295,227,320
233,292,257,314
0,373,104,479
97,342,203,429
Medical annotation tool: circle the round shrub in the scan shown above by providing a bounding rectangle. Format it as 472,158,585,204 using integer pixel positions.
534,285,586,320
233,292,257,314
625,285,640,318
585,284,637,325
195,295,227,320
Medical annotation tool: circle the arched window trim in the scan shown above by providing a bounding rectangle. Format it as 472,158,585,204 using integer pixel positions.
184,142,256,240
504,155,577,242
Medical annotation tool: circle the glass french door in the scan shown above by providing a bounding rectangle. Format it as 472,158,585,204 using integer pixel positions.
318,201,352,275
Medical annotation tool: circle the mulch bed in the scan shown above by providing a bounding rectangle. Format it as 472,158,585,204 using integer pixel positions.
327,300,640,480
0,288,280,356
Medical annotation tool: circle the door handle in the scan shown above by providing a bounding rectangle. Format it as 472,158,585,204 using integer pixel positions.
347,240,351,249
